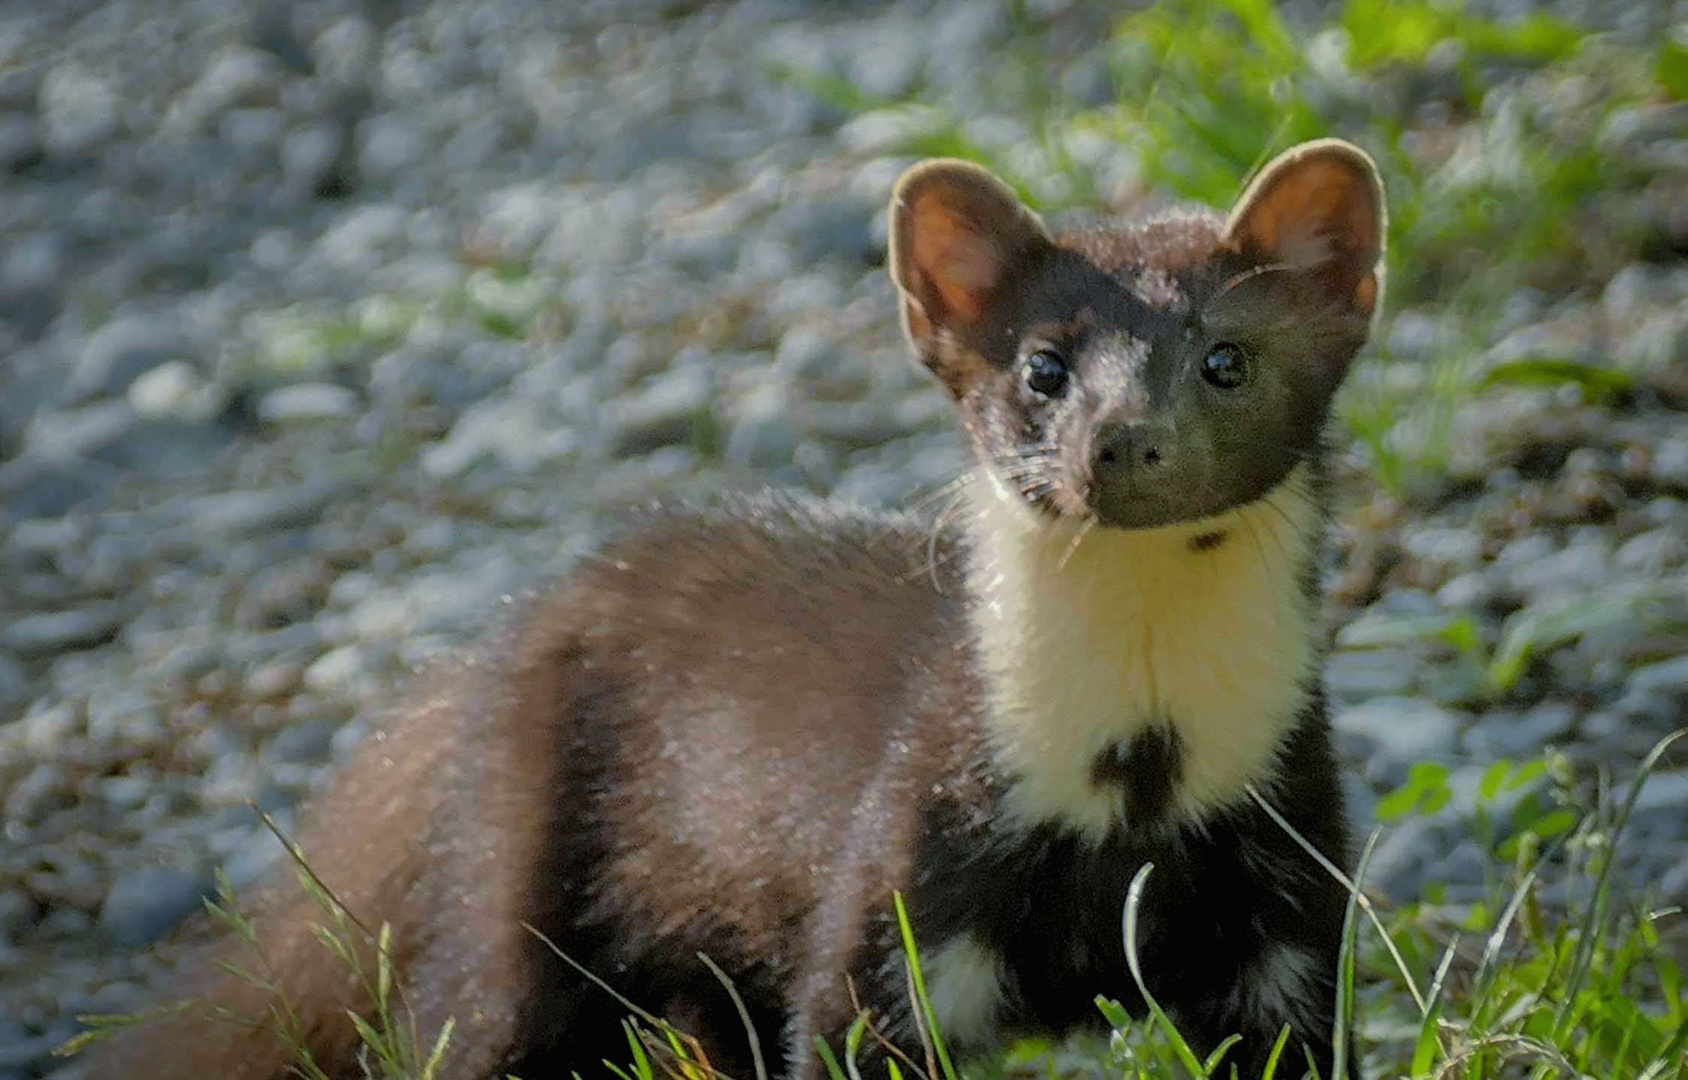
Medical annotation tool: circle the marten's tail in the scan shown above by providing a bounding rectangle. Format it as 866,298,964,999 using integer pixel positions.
71,666,526,1080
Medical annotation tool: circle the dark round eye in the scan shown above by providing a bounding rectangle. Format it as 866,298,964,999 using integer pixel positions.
1024,349,1069,398
1200,343,1249,389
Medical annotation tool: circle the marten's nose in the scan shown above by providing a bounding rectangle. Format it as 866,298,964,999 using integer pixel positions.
1091,420,1167,476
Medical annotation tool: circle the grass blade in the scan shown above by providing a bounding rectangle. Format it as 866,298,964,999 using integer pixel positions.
892,892,959,1080
1331,829,1379,1080
1121,863,1208,1078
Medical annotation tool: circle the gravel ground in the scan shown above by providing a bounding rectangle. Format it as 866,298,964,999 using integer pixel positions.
2,1,1687,1076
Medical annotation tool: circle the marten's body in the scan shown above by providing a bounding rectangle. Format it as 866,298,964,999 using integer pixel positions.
86,141,1385,1080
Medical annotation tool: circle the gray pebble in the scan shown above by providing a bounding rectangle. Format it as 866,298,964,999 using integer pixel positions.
330,716,372,762
164,45,281,135
0,111,39,171
222,821,291,892
1402,526,1483,569
1493,532,1558,570
281,122,344,194
75,313,199,403
38,63,119,155
5,515,84,555
266,719,338,764
1615,527,1687,571
1659,853,1688,901
100,775,156,814
1500,699,1574,755
188,478,355,535
349,556,520,639
155,640,223,683
0,1030,64,1072
775,328,836,380
1333,696,1464,785
357,113,429,180
605,361,714,458
1653,437,1688,489
314,16,378,85
98,863,216,950
1363,817,1445,899
845,22,924,99
85,691,163,747
244,659,304,699
1599,105,1688,157
302,644,370,695
219,106,288,151
1628,654,1688,697
1428,837,1489,892
20,701,79,756
23,402,138,461
725,382,800,468
422,397,577,476
1324,650,1420,701
0,606,124,657
0,650,27,710
257,383,361,423
0,890,37,945
1436,571,1502,611
317,204,410,274
2,232,64,294
1631,770,1688,815
1504,539,1611,596
4,763,72,824
125,360,206,419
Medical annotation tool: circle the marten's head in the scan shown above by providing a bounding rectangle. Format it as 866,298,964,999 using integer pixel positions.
888,140,1385,531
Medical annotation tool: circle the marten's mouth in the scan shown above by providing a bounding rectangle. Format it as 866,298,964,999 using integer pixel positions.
983,461,1252,543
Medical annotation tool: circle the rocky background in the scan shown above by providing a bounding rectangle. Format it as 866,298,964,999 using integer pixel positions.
1,1,1686,1077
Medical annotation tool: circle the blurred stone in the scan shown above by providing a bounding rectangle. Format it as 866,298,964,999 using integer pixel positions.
1324,650,1419,701
266,718,338,764
0,112,39,171
187,479,356,536
1629,654,1688,697
0,606,123,657
0,650,26,710
73,315,197,401
98,864,215,950
257,383,360,423
605,362,713,458
38,63,119,155
1333,696,1464,784
23,402,136,460
164,45,281,136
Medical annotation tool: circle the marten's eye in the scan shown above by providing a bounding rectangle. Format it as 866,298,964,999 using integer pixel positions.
1024,349,1069,398
1200,343,1250,389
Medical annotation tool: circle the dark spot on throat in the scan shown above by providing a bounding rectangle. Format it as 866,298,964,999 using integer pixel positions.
1089,723,1185,825
1189,529,1228,552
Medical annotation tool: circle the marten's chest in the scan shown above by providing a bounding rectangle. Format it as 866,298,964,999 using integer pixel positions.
965,468,1322,841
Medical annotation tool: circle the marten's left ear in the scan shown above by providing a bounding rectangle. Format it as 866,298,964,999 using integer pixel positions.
1225,139,1387,319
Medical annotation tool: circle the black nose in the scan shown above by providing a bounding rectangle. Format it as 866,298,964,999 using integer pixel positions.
1092,421,1166,474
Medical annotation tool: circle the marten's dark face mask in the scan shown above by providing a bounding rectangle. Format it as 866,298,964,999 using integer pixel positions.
888,142,1386,531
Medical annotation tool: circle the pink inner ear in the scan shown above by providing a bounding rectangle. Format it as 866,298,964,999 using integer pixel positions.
1232,157,1380,273
910,200,1004,323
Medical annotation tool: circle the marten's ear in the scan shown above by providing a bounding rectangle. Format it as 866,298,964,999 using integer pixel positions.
889,160,1051,352
1225,139,1387,319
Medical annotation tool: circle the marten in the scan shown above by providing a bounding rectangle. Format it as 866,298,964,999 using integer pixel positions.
81,138,1385,1080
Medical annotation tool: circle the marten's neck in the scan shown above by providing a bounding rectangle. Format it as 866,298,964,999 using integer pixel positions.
965,462,1325,842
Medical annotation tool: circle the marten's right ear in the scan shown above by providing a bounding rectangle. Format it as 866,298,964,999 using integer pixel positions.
889,160,1051,359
